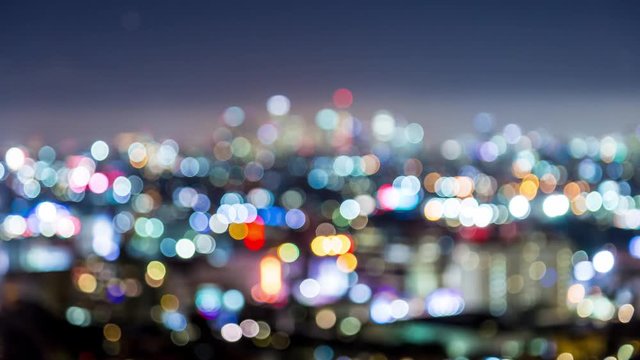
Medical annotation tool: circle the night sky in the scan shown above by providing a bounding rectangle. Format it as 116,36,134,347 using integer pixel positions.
1,1,639,146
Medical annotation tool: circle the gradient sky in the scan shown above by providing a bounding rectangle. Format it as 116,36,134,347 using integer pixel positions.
1,1,639,146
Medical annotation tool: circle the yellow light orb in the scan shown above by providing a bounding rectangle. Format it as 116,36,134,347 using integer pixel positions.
160,294,180,311
103,323,122,342
311,236,327,256
336,253,358,273
146,261,166,281
229,223,248,240
77,273,97,293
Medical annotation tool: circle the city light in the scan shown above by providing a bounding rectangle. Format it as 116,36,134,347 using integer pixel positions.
259,256,282,296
